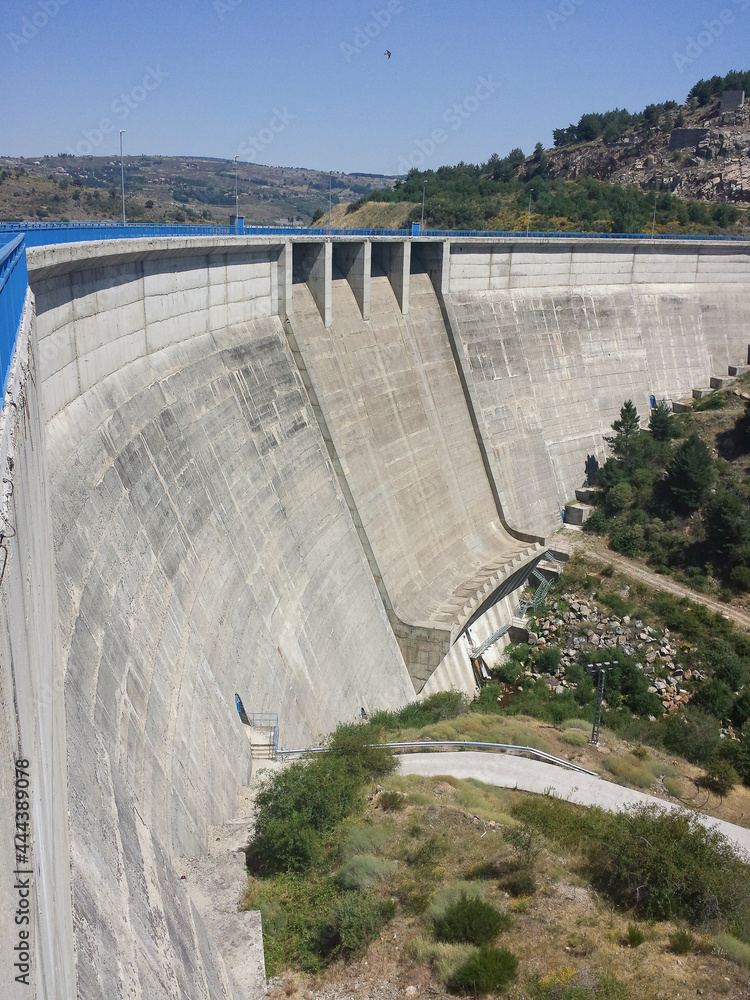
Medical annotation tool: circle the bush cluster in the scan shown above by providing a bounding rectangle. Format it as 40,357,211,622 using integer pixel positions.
247,724,396,874
433,894,511,946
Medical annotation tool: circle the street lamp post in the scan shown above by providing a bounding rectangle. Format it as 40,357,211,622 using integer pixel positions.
526,189,534,236
651,190,658,238
421,180,426,230
119,130,126,225
328,171,332,231
234,155,239,230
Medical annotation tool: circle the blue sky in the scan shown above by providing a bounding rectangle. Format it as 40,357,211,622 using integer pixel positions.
2,0,749,175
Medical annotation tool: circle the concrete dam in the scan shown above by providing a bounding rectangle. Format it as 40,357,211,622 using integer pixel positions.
1,230,749,999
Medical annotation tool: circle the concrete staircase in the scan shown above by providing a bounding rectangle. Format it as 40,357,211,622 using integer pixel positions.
673,352,750,411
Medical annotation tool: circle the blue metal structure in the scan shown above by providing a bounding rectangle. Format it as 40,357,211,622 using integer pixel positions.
0,235,28,398
2,220,750,246
1,218,748,410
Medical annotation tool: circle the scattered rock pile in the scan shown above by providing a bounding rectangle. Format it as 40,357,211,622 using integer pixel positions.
516,592,699,714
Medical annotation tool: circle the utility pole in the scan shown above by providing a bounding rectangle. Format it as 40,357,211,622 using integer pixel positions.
119,130,127,225
526,189,534,236
586,661,614,746
329,171,332,231
651,190,658,238
421,180,426,230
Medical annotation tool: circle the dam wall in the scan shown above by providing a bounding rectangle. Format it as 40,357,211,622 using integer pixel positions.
445,241,750,533
0,295,76,1000
25,239,415,1000
1,231,749,1000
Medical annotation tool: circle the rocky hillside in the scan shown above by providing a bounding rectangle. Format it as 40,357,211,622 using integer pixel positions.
546,95,749,206
0,154,398,226
522,592,693,717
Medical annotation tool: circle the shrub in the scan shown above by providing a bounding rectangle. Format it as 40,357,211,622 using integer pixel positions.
338,854,398,889
248,725,396,873
427,880,484,918
537,647,562,673
699,760,739,797
316,892,394,961
694,678,735,721
449,946,519,995
714,933,750,968
501,868,537,897
584,508,609,534
341,822,390,859
434,894,511,945
586,803,750,926
669,929,695,954
369,691,467,730
379,790,405,811
625,924,645,947
561,729,589,747
662,708,720,765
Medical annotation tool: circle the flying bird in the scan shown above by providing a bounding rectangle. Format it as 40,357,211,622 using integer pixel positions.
385,50,391,59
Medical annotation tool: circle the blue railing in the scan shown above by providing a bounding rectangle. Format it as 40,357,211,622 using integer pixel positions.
0,235,28,399
1,220,749,246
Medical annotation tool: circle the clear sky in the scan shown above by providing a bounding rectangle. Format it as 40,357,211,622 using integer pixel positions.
2,0,749,175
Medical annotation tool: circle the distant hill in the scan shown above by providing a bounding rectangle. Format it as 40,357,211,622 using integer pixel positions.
348,73,750,235
0,154,398,226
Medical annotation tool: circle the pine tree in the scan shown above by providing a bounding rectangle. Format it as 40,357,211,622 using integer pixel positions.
648,400,673,441
666,433,714,512
605,401,641,468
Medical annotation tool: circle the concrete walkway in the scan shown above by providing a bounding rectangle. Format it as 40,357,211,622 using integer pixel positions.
398,751,750,856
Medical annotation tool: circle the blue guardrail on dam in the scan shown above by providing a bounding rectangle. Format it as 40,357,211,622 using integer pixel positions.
1,219,748,406
0,234,28,398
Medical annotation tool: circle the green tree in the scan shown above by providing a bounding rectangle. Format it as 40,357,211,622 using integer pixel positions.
649,400,674,441
605,401,641,469
666,434,713,512
706,487,750,571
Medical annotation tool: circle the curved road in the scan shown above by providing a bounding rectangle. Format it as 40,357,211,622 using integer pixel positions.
398,751,750,855
571,535,750,632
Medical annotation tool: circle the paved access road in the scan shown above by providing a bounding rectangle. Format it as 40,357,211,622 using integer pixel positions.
398,751,750,855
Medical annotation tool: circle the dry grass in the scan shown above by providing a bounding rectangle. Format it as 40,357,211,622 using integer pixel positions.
261,775,750,1000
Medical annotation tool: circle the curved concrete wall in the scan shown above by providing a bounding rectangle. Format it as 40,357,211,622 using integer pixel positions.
445,242,750,533
26,242,415,1000
2,234,749,1000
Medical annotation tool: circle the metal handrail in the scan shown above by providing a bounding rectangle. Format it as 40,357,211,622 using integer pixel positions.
1,220,749,243
276,739,597,776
